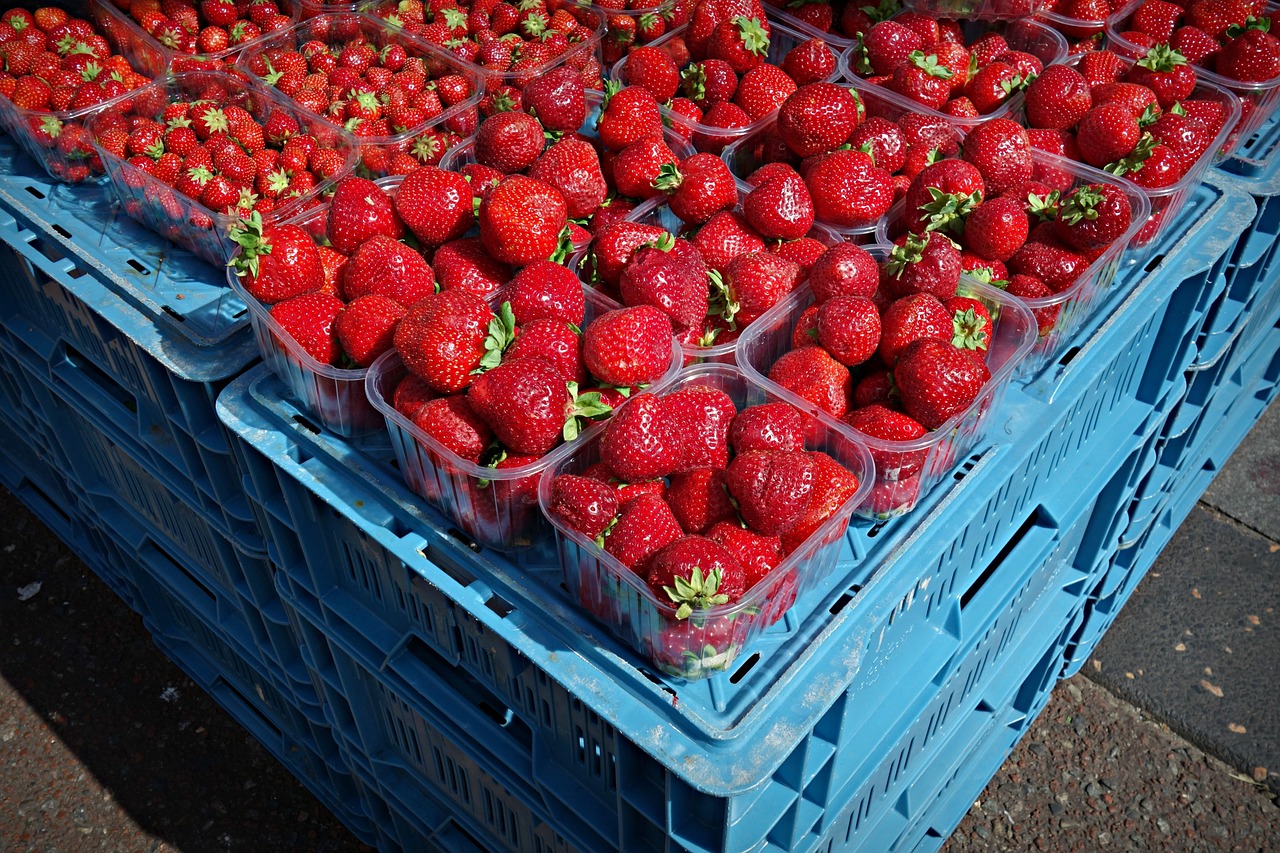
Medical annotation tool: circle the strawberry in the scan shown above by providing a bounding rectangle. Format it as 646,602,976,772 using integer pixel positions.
666,468,738,534
860,20,924,76
590,220,668,289
622,44,681,102
728,402,806,453
1055,183,1133,251
611,135,679,201
726,449,815,536
392,166,474,248
527,136,608,221
1075,103,1141,167
393,290,500,393
692,101,753,153
478,175,569,267
335,294,407,367
681,58,739,108
502,260,587,326
809,243,880,302
1127,43,1197,108
782,36,837,86
596,83,663,152
467,357,591,456
1007,237,1089,292
504,318,586,384
1024,64,1094,131
582,304,673,387
602,492,684,570
706,16,770,74
692,210,766,272
878,292,952,366
549,473,619,538
326,176,404,255
411,395,494,463
891,51,954,110
766,345,851,418
816,295,880,367
646,535,746,618
844,405,929,477
743,172,814,240
521,66,587,132
342,235,435,307
883,231,962,300
620,234,710,331
733,62,798,121
652,153,739,225
962,119,1033,197
962,62,1023,115
270,291,346,365
714,250,803,327
945,295,993,357
804,149,894,229
474,109,546,173
228,213,324,304
894,338,991,430
393,372,436,421
707,519,783,589
964,196,1030,262
600,393,683,481
776,82,862,157
780,451,860,553
661,384,737,471
1216,20,1280,81
1132,0,1185,42
433,237,512,298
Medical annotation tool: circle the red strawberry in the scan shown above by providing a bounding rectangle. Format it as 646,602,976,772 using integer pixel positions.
433,237,512,298
228,214,324,304
729,401,806,453
891,50,954,110
478,175,569,267
620,234,710,331
652,153,739,225
743,172,814,240
326,176,403,255
522,66,588,133
860,20,924,76
804,149,894,229
467,357,595,456
342,235,435,307
706,521,782,588
883,231,962,300
596,83,663,152
474,110,546,173
726,449,816,536
582,304,673,386
962,61,1023,115
1076,103,1141,167
622,44,682,102
527,136,608,221
715,250,803,327
782,36,837,86
646,535,746,618
270,291,346,365
733,63,798,122
964,196,1030,262
661,383,737,470
411,395,493,463
809,243,880,302
691,210,766,272
549,473,620,538
1215,20,1280,81
1055,183,1133,251
1127,43,1197,109
393,166,474,248
894,338,991,429
706,16,770,74
779,451,860,553
602,492,684,570
600,393,683,481
503,260,585,326
878,292,952,366
945,296,993,357
505,318,586,384
393,290,501,393
1007,238,1090,292
666,468,738,533
816,295,880,366
962,118,1033,197
611,135,679,201
766,345,851,418
844,404,929,477
776,82,862,157
681,58,739,109
335,294,407,367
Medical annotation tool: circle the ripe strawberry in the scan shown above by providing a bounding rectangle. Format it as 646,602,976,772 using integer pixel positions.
962,61,1023,115
335,294,407,367
883,231,962,300
270,291,346,365
766,345,851,418
813,295,879,367
944,295,993,357
666,468,737,534
662,384,737,471
652,153,739,225
1216,21,1280,81
809,243,880,302
1055,183,1133,251
393,290,499,393
478,175,568,267
620,235,710,331
622,44,681,102
782,36,837,86
1127,43,1197,108
773,237,829,272
692,210,766,272
776,82,862,158
600,393,683,481
549,474,619,538
891,50,954,110
504,318,586,385
894,338,991,429
691,101,753,153
325,176,404,255
611,135,679,201
964,195,1031,262
706,520,783,591
433,237,512,298
780,451,860,553
1024,64,1093,130
582,304,673,387
1076,103,1141,167
878,292,952,366
467,357,575,456
502,260,587,326
962,119,1033,197
729,402,806,453
596,83,663,152
804,149,894,229
743,172,814,240
391,166,473,249
706,16,770,74
228,214,324,304
411,395,494,463
474,109,545,173
528,136,608,221
733,62,798,121
860,20,924,76
1132,0,1184,42
844,405,929,477
715,251,803,327
602,492,683,570
342,235,435,307
1007,238,1089,292
726,449,815,536
646,535,746,617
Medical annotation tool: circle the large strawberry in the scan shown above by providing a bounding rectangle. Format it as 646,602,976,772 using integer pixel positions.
229,213,324,304
776,82,863,158
962,118,1033,197
582,304,674,387
651,153,739,225
478,175,569,267
393,166,474,248
474,110,546,173
1023,64,1093,130
619,235,710,331
326,176,404,255
527,136,609,221
725,449,816,535
646,536,746,618
743,172,814,240
466,357,609,456
816,295,880,367
521,66,588,133
661,384,737,471
410,395,494,464
714,250,804,327
600,393,683,482
666,468,738,534
502,260,587,326
548,473,620,538
602,492,684,571
335,294,406,368
804,149,894,229
269,291,345,365
1216,20,1280,81
766,345,851,418
883,232,962,300
1055,183,1133,251
780,451,861,553
393,290,503,393
808,243,880,301
894,338,991,429
342,235,435,307
728,402,806,453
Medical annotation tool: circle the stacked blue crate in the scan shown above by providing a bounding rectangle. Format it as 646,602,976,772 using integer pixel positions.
214,174,1253,851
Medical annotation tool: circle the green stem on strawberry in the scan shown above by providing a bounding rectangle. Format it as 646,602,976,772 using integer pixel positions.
707,269,740,327
474,301,517,374
733,17,770,56
951,307,989,352
916,187,981,237
1026,190,1061,223
651,163,683,194
227,210,270,280
1104,133,1157,177
563,381,615,441
662,566,729,620
548,224,576,265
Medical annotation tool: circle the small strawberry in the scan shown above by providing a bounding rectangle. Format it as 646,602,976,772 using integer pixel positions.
726,449,816,536
894,338,991,429
335,294,407,367
963,196,1030,262
326,176,404,255
602,492,684,570
502,260,587,326
549,474,619,538
666,468,737,534
478,175,569,267
743,172,814,240
600,393,683,482
816,295,880,367
809,243,881,302
342,235,435,307
652,153,738,226
878,292,953,366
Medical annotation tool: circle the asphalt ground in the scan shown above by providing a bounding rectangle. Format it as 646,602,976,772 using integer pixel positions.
1,402,1277,851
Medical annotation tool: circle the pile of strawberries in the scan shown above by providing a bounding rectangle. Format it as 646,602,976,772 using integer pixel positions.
614,3,841,152
1112,0,1280,86
759,0,902,41
548,379,862,674
103,0,294,61
90,75,350,249
0,6,153,181
849,14,1052,116
595,0,692,68
367,0,602,83
237,13,479,176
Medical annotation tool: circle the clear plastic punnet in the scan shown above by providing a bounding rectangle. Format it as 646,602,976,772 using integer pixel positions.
365,289,682,553
1106,0,1280,151
88,70,358,266
537,361,875,680
876,149,1150,378
736,246,1038,518
903,0,1049,19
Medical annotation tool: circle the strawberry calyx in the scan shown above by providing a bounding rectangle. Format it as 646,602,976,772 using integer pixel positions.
39,115,63,139
1026,190,1061,222
851,41,875,77
885,232,928,278
1138,102,1162,127
680,64,709,101
1136,43,1188,72
909,51,953,79
1000,73,1027,95
651,162,683,193
598,78,621,114
645,232,678,252
442,7,469,30
1059,184,1107,225
1104,132,1157,176
474,445,510,489
548,224,577,264
707,269,740,326
917,186,980,236
475,301,517,374
563,380,615,441
951,307,990,352
227,210,271,280
662,565,730,620
965,266,1009,289
733,17,770,56
847,87,866,122
1225,16,1270,38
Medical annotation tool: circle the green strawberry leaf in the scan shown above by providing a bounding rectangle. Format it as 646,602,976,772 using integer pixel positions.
651,162,683,193
475,301,517,373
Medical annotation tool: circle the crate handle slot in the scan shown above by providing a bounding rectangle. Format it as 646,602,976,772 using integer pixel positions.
960,508,1051,611
57,344,139,415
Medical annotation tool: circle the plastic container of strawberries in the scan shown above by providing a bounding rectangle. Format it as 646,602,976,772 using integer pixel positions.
902,0,1049,20
609,13,848,155
537,361,875,680
719,78,967,239
364,290,683,553
88,70,359,267
1034,5,1110,43
1106,0,1280,150
560,0,678,72
736,246,1038,519
757,0,862,50
876,149,1150,378
88,0,301,75
359,0,607,96
234,12,484,179
837,16,1069,132
569,180,846,366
